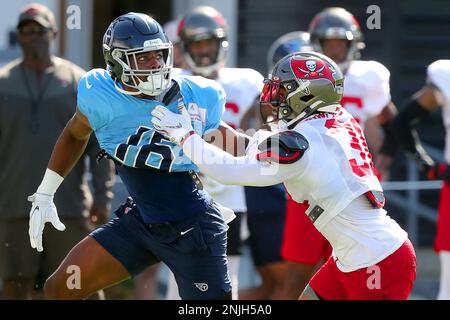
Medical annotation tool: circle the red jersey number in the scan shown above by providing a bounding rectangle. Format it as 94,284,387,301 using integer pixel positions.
325,118,376,177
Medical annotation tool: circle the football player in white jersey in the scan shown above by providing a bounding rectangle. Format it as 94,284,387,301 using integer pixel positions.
392,60,450,300
150,51,417,300
165,6,265,300
280,7,399,299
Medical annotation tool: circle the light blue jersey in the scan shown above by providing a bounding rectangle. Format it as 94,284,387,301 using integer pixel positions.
77,69,225,172
76,69,225,223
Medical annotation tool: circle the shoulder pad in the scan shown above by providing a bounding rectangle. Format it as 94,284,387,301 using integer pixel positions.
256,130,309,164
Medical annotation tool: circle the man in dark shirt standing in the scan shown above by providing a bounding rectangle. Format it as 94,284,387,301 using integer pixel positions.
0,3,115,299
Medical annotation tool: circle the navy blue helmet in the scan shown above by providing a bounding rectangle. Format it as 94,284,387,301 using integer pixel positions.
267,31,312,72
103,12,173,96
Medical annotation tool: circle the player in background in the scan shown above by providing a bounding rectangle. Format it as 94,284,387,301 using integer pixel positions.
151,51,417,300
392,60,450,300
27,12,242,300
164,6,263,300
279,7,399,299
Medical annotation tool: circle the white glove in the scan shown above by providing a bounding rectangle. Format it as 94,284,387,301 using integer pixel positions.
28,193,66,252
151,102,194,145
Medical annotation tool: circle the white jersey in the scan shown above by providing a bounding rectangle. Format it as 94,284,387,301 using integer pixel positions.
282,108,383,229
184,107,407,271
245,107,407,271
426,60,450,163
343,60,391,129
174,67,264,211
322,196,407,272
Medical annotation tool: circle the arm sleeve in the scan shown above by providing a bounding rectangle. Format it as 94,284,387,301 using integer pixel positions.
182,134,299,186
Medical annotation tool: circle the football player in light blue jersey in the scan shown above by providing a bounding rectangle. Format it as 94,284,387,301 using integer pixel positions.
27,12,242,300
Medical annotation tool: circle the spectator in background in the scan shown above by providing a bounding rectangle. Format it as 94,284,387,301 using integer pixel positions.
0,3,115,299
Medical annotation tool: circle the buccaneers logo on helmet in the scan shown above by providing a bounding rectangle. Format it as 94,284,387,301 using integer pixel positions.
292,58,336,85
